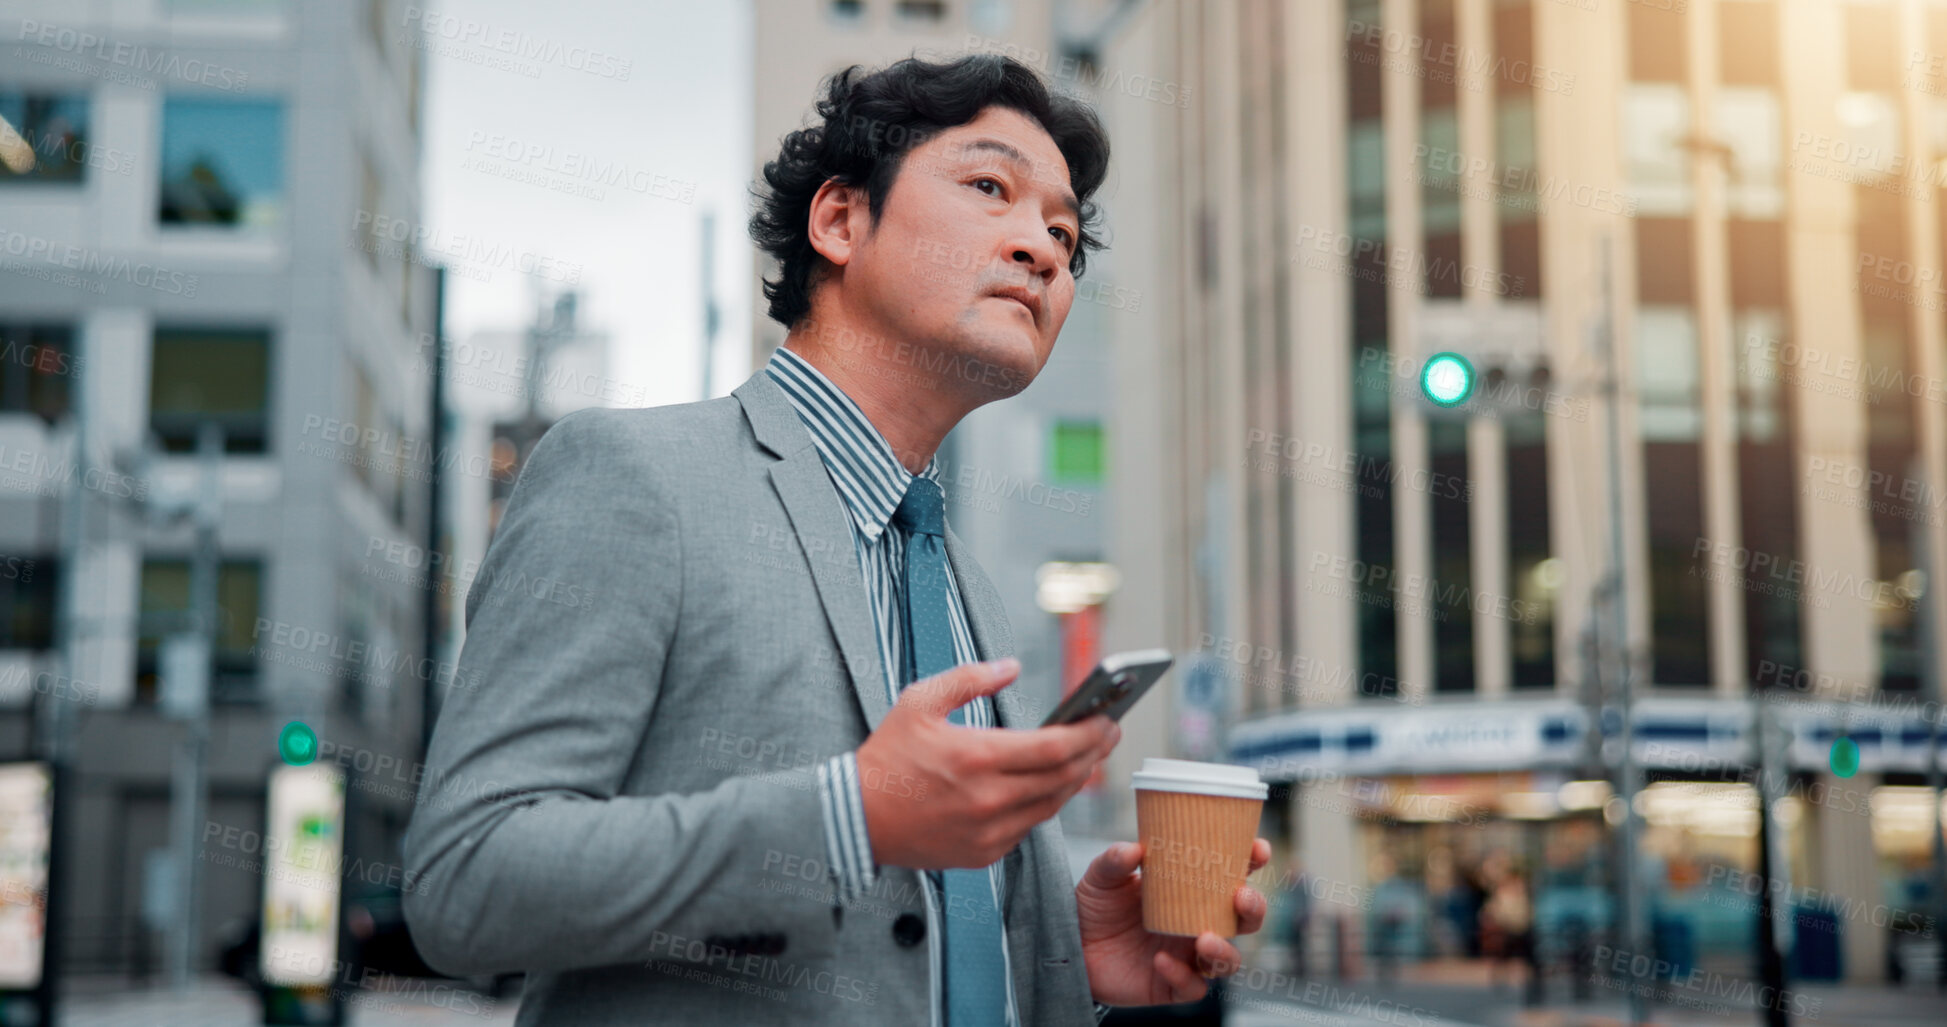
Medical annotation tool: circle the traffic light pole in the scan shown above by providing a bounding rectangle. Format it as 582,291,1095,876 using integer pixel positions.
1594,236,1648,1027
165,423,222,991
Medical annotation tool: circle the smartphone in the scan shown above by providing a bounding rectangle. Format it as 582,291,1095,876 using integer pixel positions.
1039,649,1175,728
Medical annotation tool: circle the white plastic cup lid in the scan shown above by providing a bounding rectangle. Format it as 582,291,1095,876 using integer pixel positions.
1131,757,1268,800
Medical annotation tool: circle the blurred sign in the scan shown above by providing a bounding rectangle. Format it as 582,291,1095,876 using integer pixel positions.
1230,699,1587,777
259,763,345,987
0,764,50,990
140,850,175,929
158,634,209,721
1058,605,1101,698
1058,605,1103,790
1231,695,1947,778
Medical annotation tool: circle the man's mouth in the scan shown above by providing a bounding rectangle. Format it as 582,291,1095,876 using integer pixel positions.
989,286,1039,321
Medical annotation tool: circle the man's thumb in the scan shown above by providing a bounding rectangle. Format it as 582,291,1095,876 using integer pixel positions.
905,658,1018,719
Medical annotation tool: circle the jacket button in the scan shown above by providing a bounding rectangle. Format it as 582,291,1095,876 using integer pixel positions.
892,913,925,947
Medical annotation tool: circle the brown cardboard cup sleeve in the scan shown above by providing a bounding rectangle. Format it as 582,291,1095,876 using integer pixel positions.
1131,758,1268,938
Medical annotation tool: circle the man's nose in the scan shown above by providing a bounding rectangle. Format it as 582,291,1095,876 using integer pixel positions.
1007,234,1060,284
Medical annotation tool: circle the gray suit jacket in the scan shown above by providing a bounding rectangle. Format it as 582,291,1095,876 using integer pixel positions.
402,369,1097,1024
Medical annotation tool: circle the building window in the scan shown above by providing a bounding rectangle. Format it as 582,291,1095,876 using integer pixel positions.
1636,307,1710,687
829,0,866,22
0,324,76,422
0,94,91,184
158,99,285,228
150,328,271,453
135,559,262,705
1845,1,1901,93
1623,85,1692,217
1420,0,1462,299
894,0,947,21
1430,419,1473,693
1506,414,1555,689
1734,308,1803,686
1627,0,1686,83
1347,0,1396,700
1636,308,1702,442
1495,0,1541,296
1836,91,1899,181
1717,90,1783,220
1718,1,1779,87
0,555,56,651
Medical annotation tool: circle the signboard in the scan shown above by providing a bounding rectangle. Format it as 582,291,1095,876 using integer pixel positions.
0,764,49,990
1230,700,1587,778
259,763,345,987
1229,695,1946,779
158,634,210,721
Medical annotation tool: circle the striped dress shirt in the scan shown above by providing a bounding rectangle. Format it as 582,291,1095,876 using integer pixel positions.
772,346,1114,1026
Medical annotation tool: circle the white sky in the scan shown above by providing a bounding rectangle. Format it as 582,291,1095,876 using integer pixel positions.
420,0,753,408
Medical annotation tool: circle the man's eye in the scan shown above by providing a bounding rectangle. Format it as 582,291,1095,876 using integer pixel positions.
972,177,1003,197
1050,226,1074,249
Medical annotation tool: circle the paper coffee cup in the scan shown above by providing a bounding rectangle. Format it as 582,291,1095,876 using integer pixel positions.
1132,758,1267,937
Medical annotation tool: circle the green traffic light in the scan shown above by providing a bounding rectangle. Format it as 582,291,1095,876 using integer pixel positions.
1829,735,1859,778
1420,352,1474,407
279,721,318,766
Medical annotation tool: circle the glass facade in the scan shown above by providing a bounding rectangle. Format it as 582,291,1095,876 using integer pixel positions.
1420,0,1462,299
1848,4,1923,692
135,559,263,705
1349,0,1398,698
1430,418,1474,693
150,327,273,453
1493,0,1541,296
0,93,91,183
158,98,285,227
0,323,74,422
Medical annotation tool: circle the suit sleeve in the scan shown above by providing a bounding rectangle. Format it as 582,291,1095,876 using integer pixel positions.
401,409,836,976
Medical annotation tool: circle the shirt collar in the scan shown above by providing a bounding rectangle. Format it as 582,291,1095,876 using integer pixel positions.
765,345,942,544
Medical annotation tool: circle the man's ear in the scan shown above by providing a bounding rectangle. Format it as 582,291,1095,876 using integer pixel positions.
806,179,866,268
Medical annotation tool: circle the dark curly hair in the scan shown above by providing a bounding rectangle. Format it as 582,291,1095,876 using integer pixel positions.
749,53,1112,329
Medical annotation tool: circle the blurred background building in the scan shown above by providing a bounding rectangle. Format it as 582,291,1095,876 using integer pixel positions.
0,0,437,982
1078,0,1947,995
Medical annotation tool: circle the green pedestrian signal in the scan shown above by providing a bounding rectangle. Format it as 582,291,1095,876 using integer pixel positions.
1420,352,1474,407
279,721,318,766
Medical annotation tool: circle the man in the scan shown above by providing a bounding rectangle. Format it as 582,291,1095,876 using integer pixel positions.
403,53,1269,1025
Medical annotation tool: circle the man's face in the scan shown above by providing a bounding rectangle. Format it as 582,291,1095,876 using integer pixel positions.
841,106,1080,400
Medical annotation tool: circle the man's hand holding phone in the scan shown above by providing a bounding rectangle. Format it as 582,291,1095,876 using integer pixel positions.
856,658,1119,870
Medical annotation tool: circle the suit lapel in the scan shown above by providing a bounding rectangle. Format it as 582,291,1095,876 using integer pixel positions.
737,372,893,732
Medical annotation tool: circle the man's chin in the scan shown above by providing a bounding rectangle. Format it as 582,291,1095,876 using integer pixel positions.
952,338,1039,400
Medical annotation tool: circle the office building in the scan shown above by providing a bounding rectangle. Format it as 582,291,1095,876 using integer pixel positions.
0,0,435,974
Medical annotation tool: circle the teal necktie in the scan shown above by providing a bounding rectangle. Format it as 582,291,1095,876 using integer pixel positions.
893,477,1006,1026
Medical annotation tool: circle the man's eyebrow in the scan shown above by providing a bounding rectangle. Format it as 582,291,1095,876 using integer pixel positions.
955,137,1082,219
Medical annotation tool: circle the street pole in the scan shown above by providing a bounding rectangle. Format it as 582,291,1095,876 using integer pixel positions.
699,209,718,400
40,331,93,1027
1594,235,1648,1027
165,422,222,990
422,266,447,763
1752,694,1790,1027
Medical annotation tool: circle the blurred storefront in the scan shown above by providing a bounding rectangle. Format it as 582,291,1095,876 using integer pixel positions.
1231,696,1945,981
